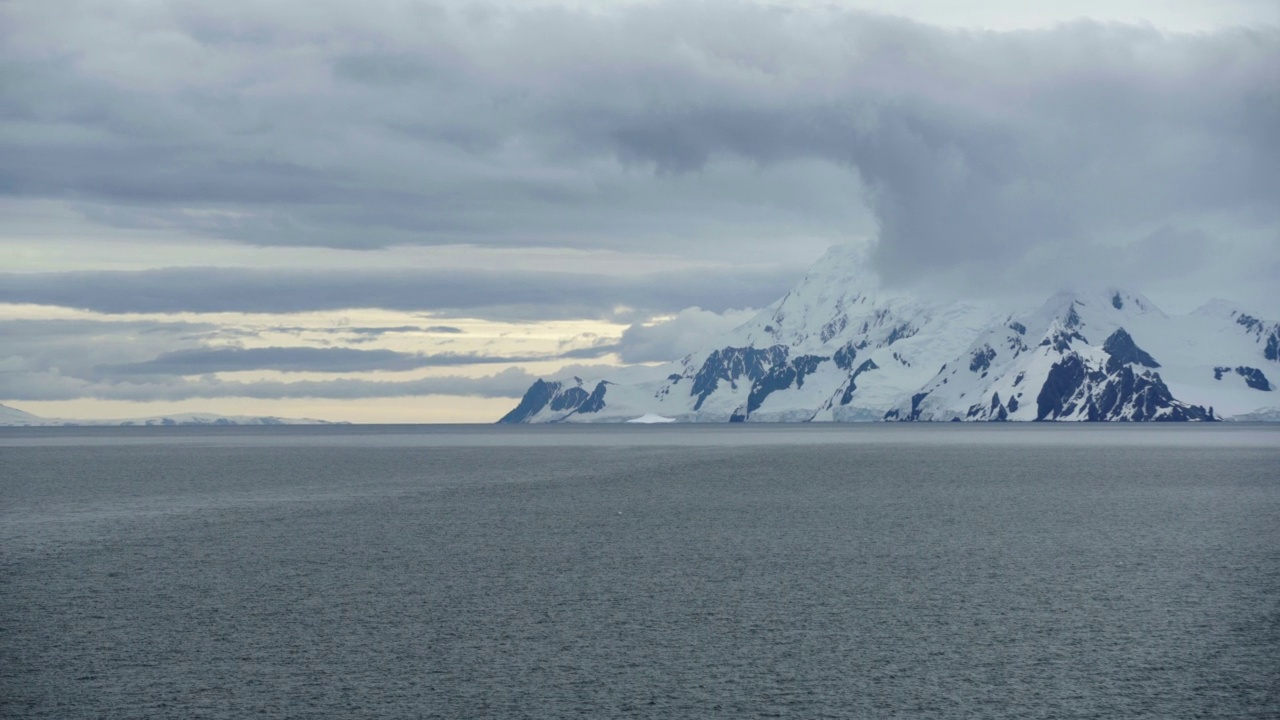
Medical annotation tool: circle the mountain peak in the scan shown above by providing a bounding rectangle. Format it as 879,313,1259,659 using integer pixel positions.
501,245,1278,423
728,242,887,348
806,242,879,287
0,402,43,425
1192,298,1246,318
1040,287,1162,317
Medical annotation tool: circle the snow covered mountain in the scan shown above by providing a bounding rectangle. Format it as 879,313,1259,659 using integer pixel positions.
0,403,45,426
0,403,338,427
500,244,1278,423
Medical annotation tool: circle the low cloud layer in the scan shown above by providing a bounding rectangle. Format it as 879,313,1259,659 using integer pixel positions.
106,345,618,375
0,266,795,319
0,317,586,403
616,307,757,363
0,368,539,403
4,0,1276,295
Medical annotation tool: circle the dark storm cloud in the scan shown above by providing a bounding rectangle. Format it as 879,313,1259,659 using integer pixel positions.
2,1,1277,289
0,266,793,318
105,345,618,375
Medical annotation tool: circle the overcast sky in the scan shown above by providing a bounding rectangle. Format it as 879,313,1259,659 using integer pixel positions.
2,0,1277,422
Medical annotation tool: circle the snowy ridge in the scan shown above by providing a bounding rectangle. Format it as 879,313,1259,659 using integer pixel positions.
1229,407,1280,422
500,245,1278,423
886,289,1215,422
0,403,44,426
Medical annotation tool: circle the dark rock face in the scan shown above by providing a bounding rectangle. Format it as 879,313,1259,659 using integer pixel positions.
579,381,610,412
1237,314,1263,333
1005,332,1030,355
967,391,1009,421
969,344,997,373
1112,292,1124,310
1236,313,1280,362
885,392,931,421
1035,355,1212,421
820,314,848,343
839,359,880,405
883,323,917,346
691,346,790,410
1036,355,1090,420
1235,366,1273,391
1040,325,1088,353
1065,304,1084,330
833,343,858,371
1102,328,1161,374
1008,321,1027,336
746,354,828,414
910,392,930,420
497,379,610,423
1214,366,1274,390
549,386,588,412
498,379,561,423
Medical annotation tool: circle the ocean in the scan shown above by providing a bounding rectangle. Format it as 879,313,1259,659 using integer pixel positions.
2,424,1277,718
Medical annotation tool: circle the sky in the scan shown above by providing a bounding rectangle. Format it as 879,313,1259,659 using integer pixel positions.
2,0,1277,423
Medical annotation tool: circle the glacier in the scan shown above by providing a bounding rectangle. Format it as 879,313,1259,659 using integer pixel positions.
500,244,1278,423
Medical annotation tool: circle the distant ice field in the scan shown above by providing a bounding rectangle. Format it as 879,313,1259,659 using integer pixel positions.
2,424,1277,719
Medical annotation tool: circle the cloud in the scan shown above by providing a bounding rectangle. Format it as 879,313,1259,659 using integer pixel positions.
236,324,465,340
617,307,758,363
0,265,797,318
0,367,539,402
0,312,630,403
0,318,217,339
0,318,218,377
1,0,1276,299
557,343,621,360
103,345,618,375
328,325,446,336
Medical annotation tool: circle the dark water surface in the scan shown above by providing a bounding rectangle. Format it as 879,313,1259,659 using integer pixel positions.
2,424,1278,718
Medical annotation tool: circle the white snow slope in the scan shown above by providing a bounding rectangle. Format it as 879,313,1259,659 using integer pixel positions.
501,244,1279,423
